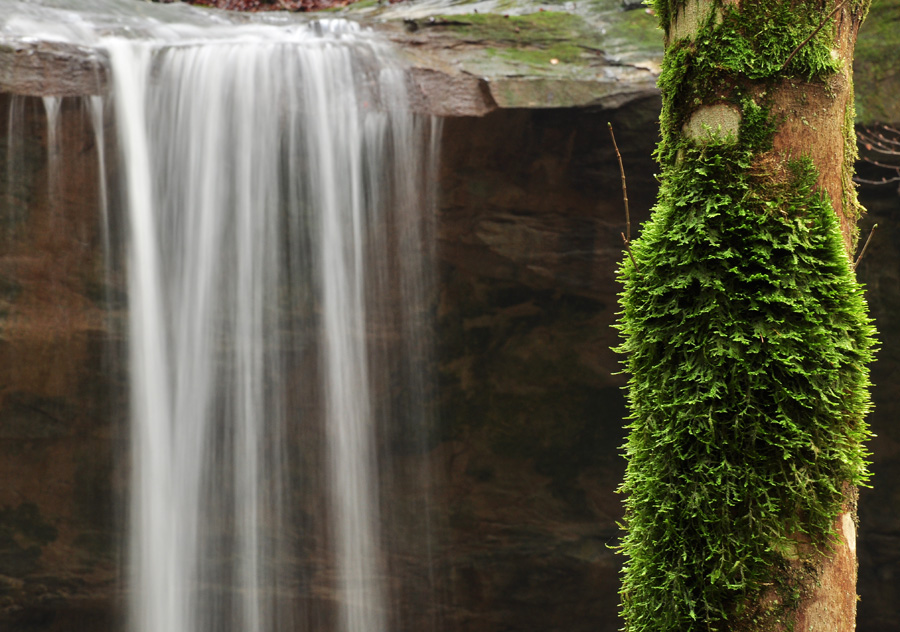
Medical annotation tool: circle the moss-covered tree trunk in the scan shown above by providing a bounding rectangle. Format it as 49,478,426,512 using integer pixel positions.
617,1,875,630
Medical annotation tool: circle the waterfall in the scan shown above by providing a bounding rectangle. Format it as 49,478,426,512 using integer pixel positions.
1,3,441,631
110,22,441,632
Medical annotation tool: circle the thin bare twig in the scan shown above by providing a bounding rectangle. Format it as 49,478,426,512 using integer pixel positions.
854,175,900,185
859,159,900,170
781,0,849,72
608,122,639,271
859,130,900,152
872,127,900,144
861,146,900,158
853,224,877,271
608,123,631,242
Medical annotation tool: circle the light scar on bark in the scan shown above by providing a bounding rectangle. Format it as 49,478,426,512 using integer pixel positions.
669,0,743,144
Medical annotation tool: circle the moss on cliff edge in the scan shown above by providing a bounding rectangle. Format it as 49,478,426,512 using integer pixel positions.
426,12,605,71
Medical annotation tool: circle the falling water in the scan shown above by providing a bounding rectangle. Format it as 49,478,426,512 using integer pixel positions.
112,22,441,632
1,3,441,631
41,97,61,209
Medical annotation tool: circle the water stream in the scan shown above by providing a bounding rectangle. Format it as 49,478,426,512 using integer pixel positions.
1,3,441,631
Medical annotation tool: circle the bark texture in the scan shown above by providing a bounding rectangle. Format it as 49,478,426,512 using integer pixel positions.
617,1,874,630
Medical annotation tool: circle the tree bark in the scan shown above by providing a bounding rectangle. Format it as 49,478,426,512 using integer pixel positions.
758,3,866,626
617,1,874,630
665,0,867,246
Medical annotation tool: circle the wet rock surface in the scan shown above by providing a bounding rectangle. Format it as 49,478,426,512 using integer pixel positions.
0,94,125,632
854,180,900,632
429,104,657,631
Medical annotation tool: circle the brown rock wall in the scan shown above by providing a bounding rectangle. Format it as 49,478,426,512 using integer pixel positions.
431,103,658,632
1,82,899,632
0,93,124,631
854,180,900,632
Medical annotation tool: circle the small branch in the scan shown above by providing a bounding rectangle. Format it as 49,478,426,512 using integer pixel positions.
861,146,900,158
859,130,900,152
622,232,639,270
609,122,639,272
873,129,900,147
608,122,631,243
853,224,877,271
859,159,900,170
854,175,900,185
781,0,849,73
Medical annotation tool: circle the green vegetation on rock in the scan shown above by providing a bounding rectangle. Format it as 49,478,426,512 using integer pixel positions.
854,0,900,123
599,3,663,54
430,11,603,69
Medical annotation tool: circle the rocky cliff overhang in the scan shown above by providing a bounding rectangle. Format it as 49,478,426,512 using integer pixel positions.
0,38,657,116
0,2,664,116
4,0,896,123
0,41,107,97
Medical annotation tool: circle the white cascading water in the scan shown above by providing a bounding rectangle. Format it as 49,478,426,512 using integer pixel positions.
1,3,441,631
110,23,440,632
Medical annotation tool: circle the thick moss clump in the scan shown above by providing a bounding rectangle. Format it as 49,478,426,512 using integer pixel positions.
617,118,875,629
618,3,876,628
652,0,842,166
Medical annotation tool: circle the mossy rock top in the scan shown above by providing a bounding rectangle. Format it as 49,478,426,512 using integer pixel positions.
351,0,664,108
351,0,662,60
349,0,898,119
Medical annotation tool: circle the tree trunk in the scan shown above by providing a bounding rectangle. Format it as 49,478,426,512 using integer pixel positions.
617,1,875,630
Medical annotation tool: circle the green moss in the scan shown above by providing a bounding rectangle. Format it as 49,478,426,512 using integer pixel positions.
601,5,663,53
495,42,585,65
618,124,875,629
618,5,876,629
438,10,585,37
843,81,864,243
654,1,844,167
429,11,604,69
648,0,671,31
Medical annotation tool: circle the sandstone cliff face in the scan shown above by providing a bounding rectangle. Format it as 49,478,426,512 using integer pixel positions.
0,94,125,631
430,103,659,632
0,89,662,632
854,181,900,632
